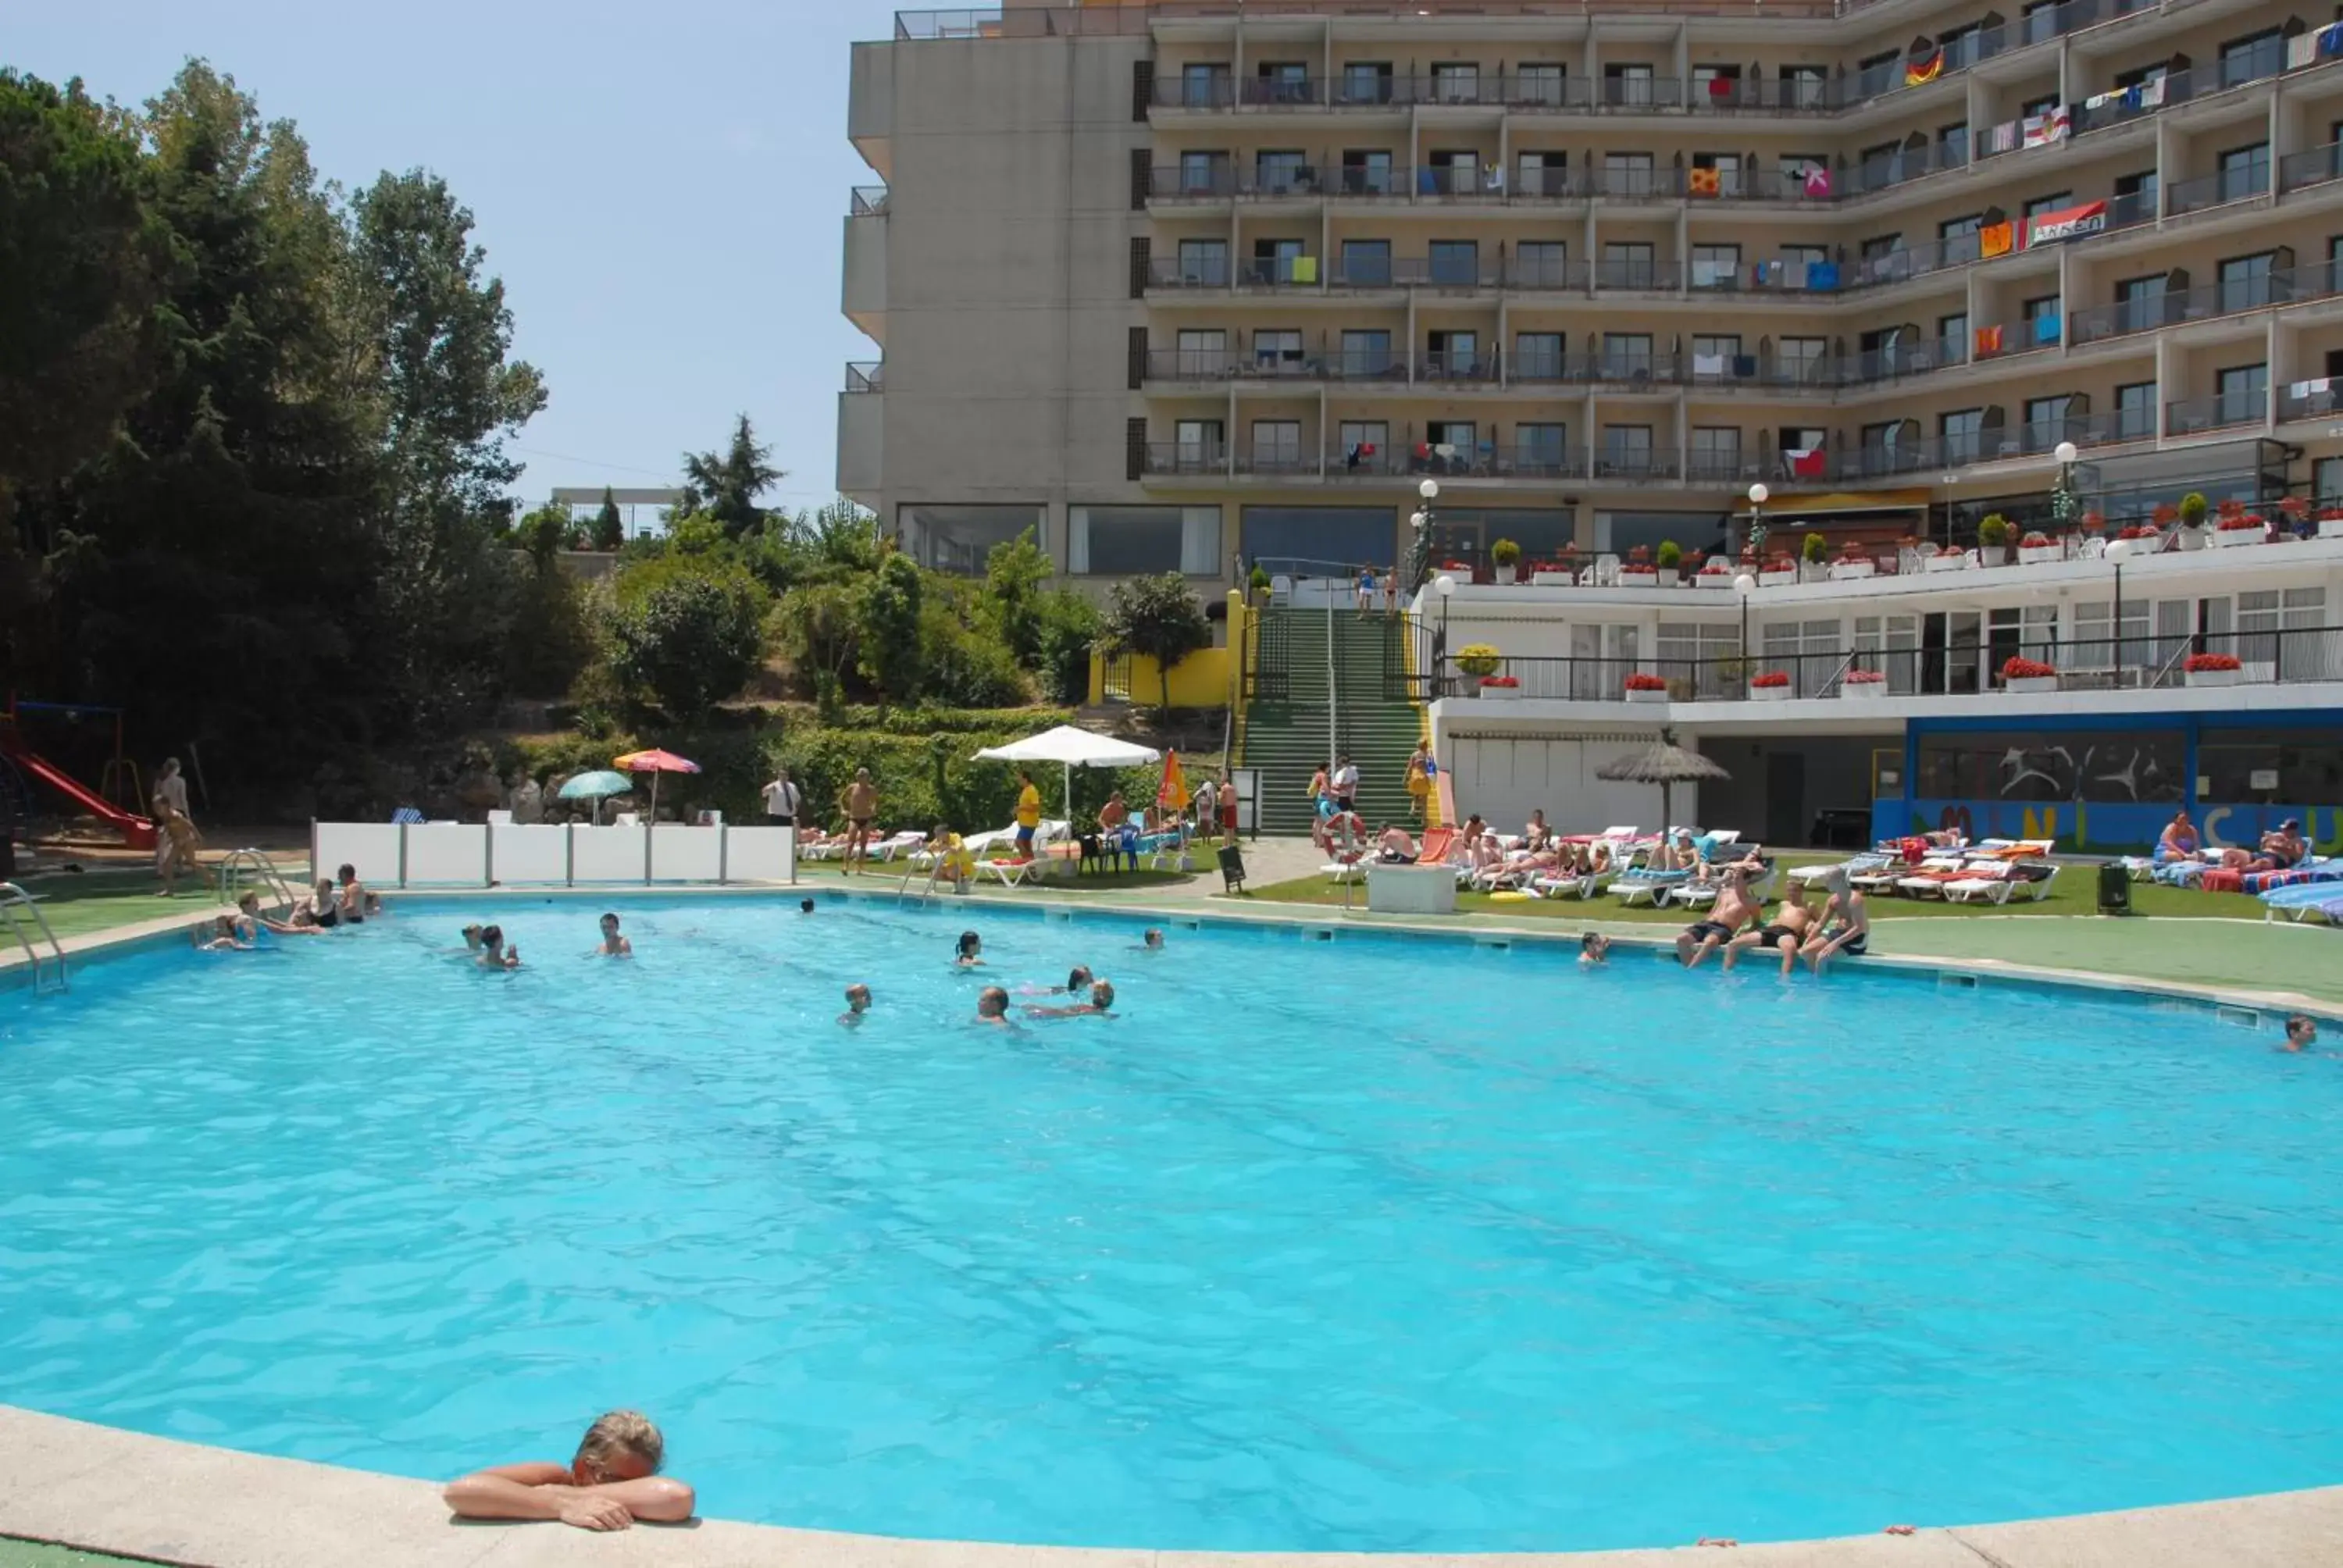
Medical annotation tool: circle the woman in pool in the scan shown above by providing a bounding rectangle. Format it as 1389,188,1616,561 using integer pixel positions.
1019,966,1093,996
1026,979,1114,1018
233,892,323,941
596,912,633,957
194,914,251,952
443,1409,694,1532
296,878,339,930
1579,932,1609,966
954,931,983,967
476,925,521,970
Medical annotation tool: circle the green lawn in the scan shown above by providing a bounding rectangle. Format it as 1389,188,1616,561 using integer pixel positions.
793,857,1200,896
1243,855,2272,923
0,1541,150,1568
5,865,228,942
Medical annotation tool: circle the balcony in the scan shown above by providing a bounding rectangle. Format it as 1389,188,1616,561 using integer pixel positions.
2280,381,2343,423
849,185,890,217
843,194,888,340
2282,142,2343,195
2167,389,2268,437
2166,161,2270,219
1594,452,1680,480
2069,264,2338,347
844,361,883,394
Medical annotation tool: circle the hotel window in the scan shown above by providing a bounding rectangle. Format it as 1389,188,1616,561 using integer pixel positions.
1179,62,1231,108
2218,27,2284,88
1513,62,1564,105
2214,362,2268,426
2318,457,2343,504
1173,419,1224,467
1602,333,1655,376
1339,148,1393,194
1853,614,1921,693
1173,329,1227,376
2115,272,2166,332
1691,63,1742,105
1249,419,1303,469
1426,329,1478,376
1177,151,1229,194
1783,64,1828,106
1937,312,1969,360
1431,61,1481,102
1339,62,1393,105
2113,62,2170,89
1939,121,1969,166
1514,331,1564,380
1254,149,1307,194
1337,329,1392,377
1777,337,1828,385
1938,213,1981,260
1690,426,1742,476
2020,93,2058,119
1856,49,1899,94
1690,333,1742,362
1938,21,1984,69
1175,238,1228,286
1428,239,1481,287
1601,241,1656,288
2218,141,2271,201
2217,251,2276,312
1603,151,1657,198
1516,422,1570,471
1603,62,1655,105
1069,506,1222,576
1514,241,1568,287
2115,380,2156,438
2024,395,2074,450
1939,408,1985,464
1601,425,1654,472
1255,61,1310,104
1515,150,1568,196
2113,169,2157,220
1427,419,1477,458
1859,232,1903,261
1251,328,1304,370
1690,243,1740,290
1337,239,1390,287
2021,0,2062,43
2022,190,2073,221
1336,421,1388,467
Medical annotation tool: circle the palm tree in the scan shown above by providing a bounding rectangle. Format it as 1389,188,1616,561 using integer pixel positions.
679,414,783,539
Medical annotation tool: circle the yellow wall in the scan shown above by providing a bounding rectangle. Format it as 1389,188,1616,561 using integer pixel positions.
1089,593,1247,710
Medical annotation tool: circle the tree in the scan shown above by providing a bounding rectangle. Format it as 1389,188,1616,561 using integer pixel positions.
857,551,924,699
604,555,766,722
982,527,1053,664
590,486,623,551
1101,572,1211,712
1031,589,1102,706
679,414,781,540
515,501,572,565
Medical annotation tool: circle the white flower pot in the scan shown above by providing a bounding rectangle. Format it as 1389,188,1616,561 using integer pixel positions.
1625,686,1668,704
2184,668,2245,687
2176,526,2206,551
2320,519,2343,540
1751,685,1793,701
1977,544,2009,566
1619,571,1659,587
1476,683,1523,700
1924,553,1968,572
2017,544,2063,565
1697,572,1735,588
1654,568,1680,588
1829,561,1875,580
2210,528,2262,547
1799,561,1829,583
1760,568,1797,587
2005,675,2059,695
1493,564,1518,583
1531,571,1573,585
1840,681,1888,700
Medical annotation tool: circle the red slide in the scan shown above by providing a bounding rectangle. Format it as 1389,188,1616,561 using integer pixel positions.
1,738,157,850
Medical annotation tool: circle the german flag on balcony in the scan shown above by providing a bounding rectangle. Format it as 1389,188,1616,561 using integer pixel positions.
1904,40,1944,86
1688,166,1721,198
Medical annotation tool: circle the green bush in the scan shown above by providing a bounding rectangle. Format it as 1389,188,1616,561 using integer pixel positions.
504,560,594,697
1977,513,2013,547
1030,590,1100,706
2177,491,2209,528
1801,531,1828,563
1490,537,1521,567
858,551,925,698
1655,540,1682,570
603,554,769,722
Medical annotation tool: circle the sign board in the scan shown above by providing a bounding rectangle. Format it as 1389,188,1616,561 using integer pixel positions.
2026,199,2106,247
2249,768,2281,791
1229,766,1261,836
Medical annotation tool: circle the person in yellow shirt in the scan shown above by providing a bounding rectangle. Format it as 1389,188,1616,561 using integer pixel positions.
1013,770,1043,861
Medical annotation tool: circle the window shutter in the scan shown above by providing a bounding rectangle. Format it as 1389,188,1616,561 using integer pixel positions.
1126,418,1147,481
1132,61,1154,121
1128,326,1147,389
1130,148,1151,210
1129,236,1151,298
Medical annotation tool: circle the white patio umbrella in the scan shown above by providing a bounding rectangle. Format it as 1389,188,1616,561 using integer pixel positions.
971,724,1163,822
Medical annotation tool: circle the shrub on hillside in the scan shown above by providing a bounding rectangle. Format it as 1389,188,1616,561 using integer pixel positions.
602,554,769,722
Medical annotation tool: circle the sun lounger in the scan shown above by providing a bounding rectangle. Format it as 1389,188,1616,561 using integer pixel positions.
975,823,1063,889
1943,862,2058,904
2263,882,2343,923
1612,868,1693,907
2240,861,2343,896
1789,852,1889,884
1533,867,1617,899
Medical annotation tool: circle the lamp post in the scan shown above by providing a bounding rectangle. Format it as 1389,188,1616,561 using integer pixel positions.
2104,533,2135,675
1433,572,1455,697
1734,571,1756,681
1746,481,1771,561
2050,439,2080,533
1407,476,1440,593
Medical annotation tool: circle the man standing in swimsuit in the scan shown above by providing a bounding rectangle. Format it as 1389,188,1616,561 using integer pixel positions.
1676,868,1760,968
842,768,879,875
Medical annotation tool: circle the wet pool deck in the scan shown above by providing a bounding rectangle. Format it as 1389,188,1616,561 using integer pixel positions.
8,846,2341,1564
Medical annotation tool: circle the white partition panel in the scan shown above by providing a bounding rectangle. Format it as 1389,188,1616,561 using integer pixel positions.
405,823,490,886
724,826,796,884
650,824,722,882
571,824,650,883
313,823,405,889
490,824,571,885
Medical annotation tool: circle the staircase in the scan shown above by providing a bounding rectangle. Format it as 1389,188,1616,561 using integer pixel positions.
1241,608,1430,836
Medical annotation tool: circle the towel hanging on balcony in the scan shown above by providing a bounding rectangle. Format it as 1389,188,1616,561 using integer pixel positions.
2034,312,2062,344
2020,105,2070,149
1290,255,1318,283
1974,324,2005,356
1786,447,1828,478
1805,260,1840,291
1980,220,2017,258
1801,165,1832,199
2317,20,2343,58
1688,166,1722,197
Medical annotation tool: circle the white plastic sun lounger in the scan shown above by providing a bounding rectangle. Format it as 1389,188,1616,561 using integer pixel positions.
973,823,1063,889
1942,862,2058,904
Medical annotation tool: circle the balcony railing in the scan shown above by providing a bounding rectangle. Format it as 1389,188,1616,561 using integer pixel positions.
2279,381,2343,423
2281,142,2343,194
2070,264,2336,346
844,362,883,394
1140,441,1225,476
849,185,890,216
2168,389,2269,437
2166,161,2271,217
1144,65,1965,116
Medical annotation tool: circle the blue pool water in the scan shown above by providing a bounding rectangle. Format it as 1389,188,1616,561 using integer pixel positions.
3,896,2341,1551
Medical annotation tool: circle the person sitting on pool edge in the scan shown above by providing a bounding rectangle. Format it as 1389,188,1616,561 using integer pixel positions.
443,1409,694,1532
597,912,632,957
1723,882,1817,976
1676,868,1761,969
1801,868,1870,973
840,983,872,1026
1026,979,1114,1018
975,985,1011,1025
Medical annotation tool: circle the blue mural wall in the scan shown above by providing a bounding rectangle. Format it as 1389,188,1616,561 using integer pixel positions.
1868,711,2343,853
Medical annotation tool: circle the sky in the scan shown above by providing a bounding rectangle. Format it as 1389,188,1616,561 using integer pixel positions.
7,0,902,515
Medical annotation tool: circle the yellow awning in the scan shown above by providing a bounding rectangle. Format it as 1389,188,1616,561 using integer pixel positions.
1739,490,1931,515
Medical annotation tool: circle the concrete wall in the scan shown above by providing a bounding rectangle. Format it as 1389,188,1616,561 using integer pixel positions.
856,33,1152,570
837,391,883,504
1441,731,1695,838
842,211,887,341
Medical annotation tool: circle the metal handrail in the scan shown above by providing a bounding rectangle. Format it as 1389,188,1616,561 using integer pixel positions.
0,880,68,995
215,848,301,916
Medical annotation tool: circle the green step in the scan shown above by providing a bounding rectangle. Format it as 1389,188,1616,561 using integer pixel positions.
1243,608,1429,836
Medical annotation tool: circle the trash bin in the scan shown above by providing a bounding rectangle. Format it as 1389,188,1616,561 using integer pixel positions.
2096,861,2130,914
1217,843,1248,893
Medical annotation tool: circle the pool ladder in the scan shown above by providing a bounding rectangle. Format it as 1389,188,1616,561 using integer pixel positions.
215,848,302,918
894,854,947,906
0,881,69,996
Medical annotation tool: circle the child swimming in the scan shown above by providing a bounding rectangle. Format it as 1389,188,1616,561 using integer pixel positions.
1025,979,1115,1018
954,930,984,967
840,983,872,1026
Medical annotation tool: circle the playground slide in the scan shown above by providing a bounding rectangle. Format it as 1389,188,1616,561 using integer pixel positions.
4,744,157,850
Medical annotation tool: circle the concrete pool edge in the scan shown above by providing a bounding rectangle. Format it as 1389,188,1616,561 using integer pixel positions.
7,1406,2343,1568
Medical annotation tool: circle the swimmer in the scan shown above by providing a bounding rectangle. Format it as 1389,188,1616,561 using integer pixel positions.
461,923,485,951
1579,932,1609,966
799,898,815,914
2284,1014,2319,1052
194,914,251,951
442,1409,694,1532
975,985,1011,1025
840,983,872,1026
1018,966,1093,997
955,930,984,967
335,863,368,924
299,878,340,930
1026,979,1114,1018
476,924,521,970
1138,928,1164,950
597,912,632,957
235,891,323,939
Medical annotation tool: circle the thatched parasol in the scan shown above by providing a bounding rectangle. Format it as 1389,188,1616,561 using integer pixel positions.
1595,727,1731,835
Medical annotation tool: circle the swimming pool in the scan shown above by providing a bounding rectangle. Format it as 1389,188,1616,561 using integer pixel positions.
2,895,2339,1552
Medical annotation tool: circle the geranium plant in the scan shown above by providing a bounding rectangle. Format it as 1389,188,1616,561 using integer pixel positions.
2152,502,2180,528
2002,656,2057,681
2081,509,2106,533
1478,674,1521,688
1751,670,1792,688
1624,672,1670,692
1699,558,1733,574
1620,560,1659,576
2118,524,2159,540
2020,531,2052,547
2216,512,2265,532
2184,652,2241,672
1845,669,1887,684
2279,495,2311,522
